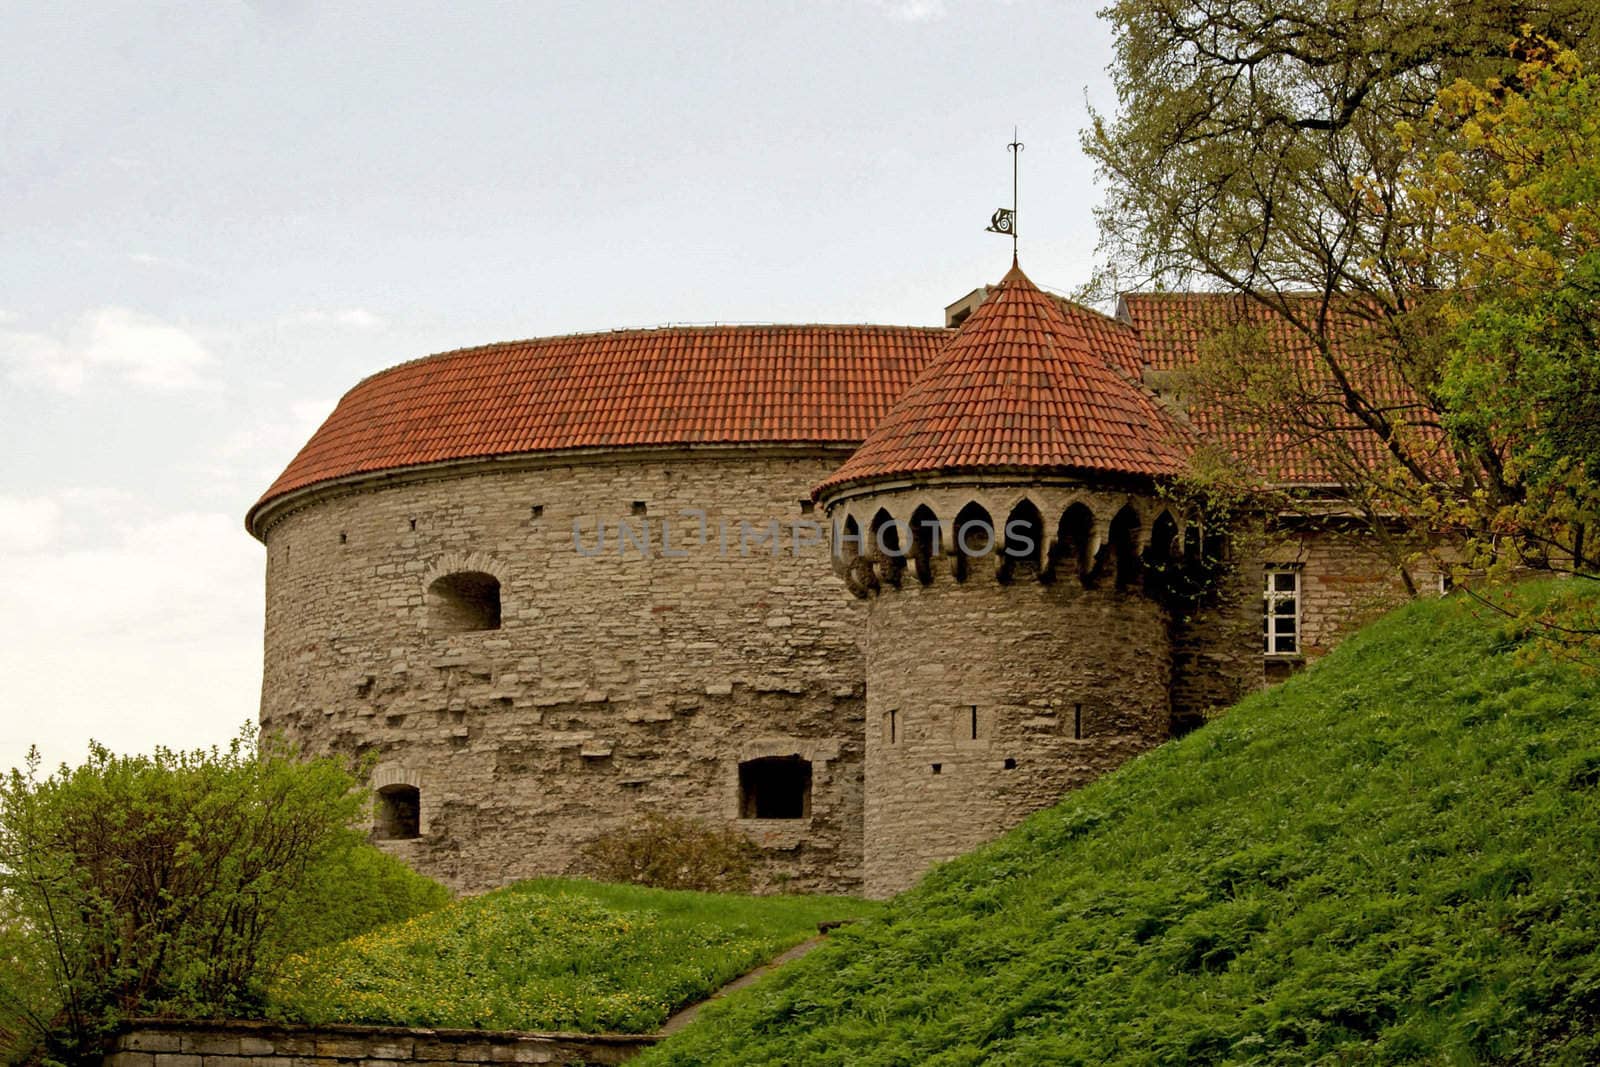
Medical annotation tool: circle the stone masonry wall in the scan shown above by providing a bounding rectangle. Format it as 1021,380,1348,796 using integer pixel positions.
257,448,866,894
861,559,1172,897
829,480,1178,898
105,1019,652,1067
1264,522,1442,660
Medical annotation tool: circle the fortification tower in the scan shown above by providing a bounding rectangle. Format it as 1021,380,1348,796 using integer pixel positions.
815,259,1196,897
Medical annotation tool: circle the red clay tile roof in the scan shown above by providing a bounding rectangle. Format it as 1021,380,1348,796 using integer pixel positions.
815,261,1194,495
1054,296,1143,378
1118,293,1448,486
249,325,948,530
250,279,1438,533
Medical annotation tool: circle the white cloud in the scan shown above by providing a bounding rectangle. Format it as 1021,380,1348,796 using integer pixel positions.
0,490,262,773
870,0,948,21
210,394,338,491
284,307,386,331
128,251,185,268
0,307,217,393
0,495,64,554
0,309,17,325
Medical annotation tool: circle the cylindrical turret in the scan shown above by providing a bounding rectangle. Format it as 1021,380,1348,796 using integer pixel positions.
816,259,1194,897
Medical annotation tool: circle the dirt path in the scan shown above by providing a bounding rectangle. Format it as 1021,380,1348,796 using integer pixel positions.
657,935,828,1036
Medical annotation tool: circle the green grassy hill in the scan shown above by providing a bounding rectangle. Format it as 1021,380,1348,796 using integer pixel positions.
644,582,1600,1066
267,878,877,1034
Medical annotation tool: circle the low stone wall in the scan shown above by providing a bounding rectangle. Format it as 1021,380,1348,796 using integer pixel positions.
105,1019,656,1066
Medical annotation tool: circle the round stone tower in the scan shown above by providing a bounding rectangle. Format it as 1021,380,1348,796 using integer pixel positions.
815,259,1194,898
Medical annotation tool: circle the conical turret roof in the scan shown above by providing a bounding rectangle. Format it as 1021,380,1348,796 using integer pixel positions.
816,259,1192,495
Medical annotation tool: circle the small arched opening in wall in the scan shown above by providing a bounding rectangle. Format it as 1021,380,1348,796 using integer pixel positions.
427,571,502,633
375,784,421,840
869,507,905,588
952,501,995,582
999,498,1045,584
738,756,812,819
1050,502,1096,584
838,514,875,598
1107,505,1143,588
908,504,940,585
1143,510,1182,599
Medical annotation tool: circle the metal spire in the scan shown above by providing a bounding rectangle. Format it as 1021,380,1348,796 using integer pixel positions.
1008,127,1023,259
985,128,1024,257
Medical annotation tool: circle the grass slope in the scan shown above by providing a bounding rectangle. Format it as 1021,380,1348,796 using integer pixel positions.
268,878,877,1034
644,582,1600,1065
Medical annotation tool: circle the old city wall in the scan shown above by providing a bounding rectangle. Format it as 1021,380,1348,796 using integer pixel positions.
257,447,867,893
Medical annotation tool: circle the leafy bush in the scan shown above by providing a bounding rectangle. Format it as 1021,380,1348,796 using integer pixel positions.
0,730,446,1064
581,813,758,892
269,843,451,960
270,878,877,1034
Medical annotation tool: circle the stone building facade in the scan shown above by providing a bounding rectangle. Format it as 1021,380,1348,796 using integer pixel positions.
249,264,1423,898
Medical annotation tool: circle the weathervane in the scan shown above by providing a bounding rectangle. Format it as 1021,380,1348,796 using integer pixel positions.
986,128,1023,256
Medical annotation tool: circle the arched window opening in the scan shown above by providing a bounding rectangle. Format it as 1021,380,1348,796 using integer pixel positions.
909,504,940,585
738,756,812,819
427,571,501,633
1051,503,1095,583
838,515,875,597
376,784,420,840
1108,506,1142,588
952,502,995,582
999,499,1045,583
1144,511,1182,597
870,508,905,588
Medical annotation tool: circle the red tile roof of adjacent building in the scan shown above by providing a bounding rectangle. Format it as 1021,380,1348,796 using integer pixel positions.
815,261,1194,495
1117,292,1448,486
248,325,949,529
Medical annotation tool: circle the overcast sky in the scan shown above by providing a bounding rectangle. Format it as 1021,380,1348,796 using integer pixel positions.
0,0,1121,774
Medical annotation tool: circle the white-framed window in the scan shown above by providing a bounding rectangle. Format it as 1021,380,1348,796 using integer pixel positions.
1263,566,1301,656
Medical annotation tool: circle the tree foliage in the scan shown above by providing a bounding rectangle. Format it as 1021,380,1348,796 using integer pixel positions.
1086,0,1600,597
1404,39,1600,582
0,732,379,1064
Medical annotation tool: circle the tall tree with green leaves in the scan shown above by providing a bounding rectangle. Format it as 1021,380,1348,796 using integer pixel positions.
1403,37,1600,583
1085,0,1600,585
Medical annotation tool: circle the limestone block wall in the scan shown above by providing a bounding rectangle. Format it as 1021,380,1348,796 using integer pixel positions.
256,447,866,894
860,563,1172,897
1263,522,1444,666
105,1019,652,1067
1169,525,1266,732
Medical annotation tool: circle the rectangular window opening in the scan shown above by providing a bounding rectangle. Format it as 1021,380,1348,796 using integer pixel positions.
739,756,812,819
1264,566,1302,655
